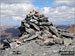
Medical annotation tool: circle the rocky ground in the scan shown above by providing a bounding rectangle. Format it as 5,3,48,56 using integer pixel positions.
0,39,75,56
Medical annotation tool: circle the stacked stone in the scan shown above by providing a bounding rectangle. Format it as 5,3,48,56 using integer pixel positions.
19,10,52,34
18,10,75,46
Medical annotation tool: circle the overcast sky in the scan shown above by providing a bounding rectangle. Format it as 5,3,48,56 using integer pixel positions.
0,0,75,26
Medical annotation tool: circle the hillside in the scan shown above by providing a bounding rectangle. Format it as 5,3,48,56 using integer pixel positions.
67,26,75,35
0,26,20,43
57,25,75,30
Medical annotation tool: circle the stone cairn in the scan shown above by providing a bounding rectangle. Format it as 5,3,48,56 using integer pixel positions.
18,10,75,46
1,10,75,50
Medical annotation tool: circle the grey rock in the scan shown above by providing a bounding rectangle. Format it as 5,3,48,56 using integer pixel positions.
24,23,30,28
2,41,11,50
32,15,38,20
19,34,29,40
39,17,48,22
1,40,74,56
23,32,41,42
39,14,45,18
42,30,52,38
18,26,25,34
21,20,26,23
25,27,35,34
25,18,31,21
30,19,38,24
61,32,75,38
64,38,73,46
39,18,44,20
43,17,48,21
44,38,55,46
53,38,64,44
12,50,22,55
30,23,40,31
0,50,5,56
49,26,59,37
10,42,17,49
35,39,44,46
43,26,49,31
39,22,52,26
39,26,44,30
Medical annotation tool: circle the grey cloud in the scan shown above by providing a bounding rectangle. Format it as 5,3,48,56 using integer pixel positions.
0,1,75,26
0,0,34,2
53,0,75,7
40,6,75,25
0,3,38,26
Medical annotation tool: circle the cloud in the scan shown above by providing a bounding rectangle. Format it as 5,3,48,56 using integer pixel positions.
1,3,37,16
38,0,75,25
53,0,75,7
0,0,34,2
0,0,75,26
0,3,38,26
40,6,75,25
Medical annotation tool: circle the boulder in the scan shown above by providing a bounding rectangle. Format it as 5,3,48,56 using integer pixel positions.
64,38,73,46
53,38,64,44
23,31,41,42
24,23,30,28
25,27,35,34
32,15,38,20
61,33,75,38
30,23,40,31
44,38,55,46
49,26,59,37
38,22,52,26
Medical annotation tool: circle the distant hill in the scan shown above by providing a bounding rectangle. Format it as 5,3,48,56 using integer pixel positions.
0,26,12,31
57,24,75,30
0,26,20,43
56,25,75,36
67,26,75,35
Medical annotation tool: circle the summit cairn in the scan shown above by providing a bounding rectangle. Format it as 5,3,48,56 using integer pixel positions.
18,10,75,46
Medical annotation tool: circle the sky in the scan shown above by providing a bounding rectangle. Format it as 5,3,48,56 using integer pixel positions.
0,0,75,26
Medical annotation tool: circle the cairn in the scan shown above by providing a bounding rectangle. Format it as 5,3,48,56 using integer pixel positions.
18,10,75,46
